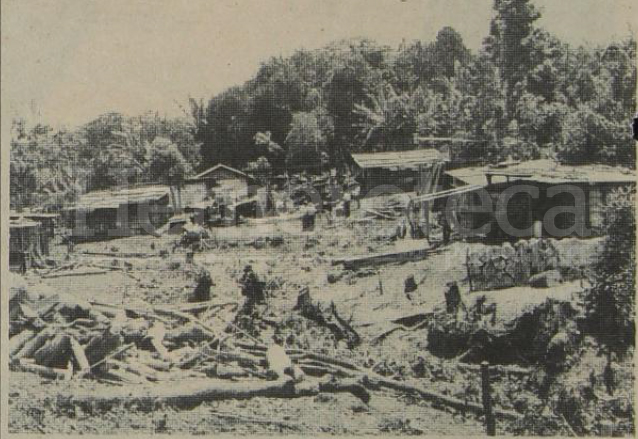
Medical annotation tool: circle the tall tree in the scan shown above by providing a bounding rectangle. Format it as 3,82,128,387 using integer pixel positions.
484,0,541,122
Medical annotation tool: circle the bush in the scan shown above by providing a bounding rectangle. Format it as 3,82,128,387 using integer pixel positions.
583,187,636,354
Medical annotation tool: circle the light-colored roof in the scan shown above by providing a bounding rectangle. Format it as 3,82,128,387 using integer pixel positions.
71,185,171,210
11,210,59,219
192,164,256,182
351,148,446,170
447,159,636,187
10,219,41,229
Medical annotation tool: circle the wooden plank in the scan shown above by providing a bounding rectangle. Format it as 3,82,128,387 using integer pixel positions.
332,247,438,270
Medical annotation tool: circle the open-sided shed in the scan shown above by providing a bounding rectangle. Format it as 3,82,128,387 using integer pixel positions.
445,159,636,239
350,149,447,196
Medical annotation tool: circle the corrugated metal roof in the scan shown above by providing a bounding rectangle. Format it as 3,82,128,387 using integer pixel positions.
446,159,636,187
351,149,446,170
71,185,171,210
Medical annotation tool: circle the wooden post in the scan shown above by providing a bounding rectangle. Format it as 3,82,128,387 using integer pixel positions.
466,248,473,292
481,361,496,436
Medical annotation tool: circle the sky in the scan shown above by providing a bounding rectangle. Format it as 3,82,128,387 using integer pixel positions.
1,0,636,129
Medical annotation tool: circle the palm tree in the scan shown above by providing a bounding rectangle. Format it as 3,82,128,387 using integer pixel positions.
353,84,418,151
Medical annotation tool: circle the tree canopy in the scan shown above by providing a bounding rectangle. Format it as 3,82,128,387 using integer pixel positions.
9,0,636,210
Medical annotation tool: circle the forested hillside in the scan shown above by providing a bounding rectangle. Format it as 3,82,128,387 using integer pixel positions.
10,0,636,210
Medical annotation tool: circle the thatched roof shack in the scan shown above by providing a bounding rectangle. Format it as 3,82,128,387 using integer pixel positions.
445,159,636,239
66,185,173,241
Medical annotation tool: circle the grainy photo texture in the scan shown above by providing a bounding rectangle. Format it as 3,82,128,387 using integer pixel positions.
2,0,637,436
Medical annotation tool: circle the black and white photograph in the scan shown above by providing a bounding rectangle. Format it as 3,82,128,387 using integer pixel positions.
2,0,636,436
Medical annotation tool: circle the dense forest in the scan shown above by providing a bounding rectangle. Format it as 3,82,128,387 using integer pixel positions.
10,0,636,210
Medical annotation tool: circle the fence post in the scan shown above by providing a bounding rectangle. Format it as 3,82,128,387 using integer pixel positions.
481,361,496,436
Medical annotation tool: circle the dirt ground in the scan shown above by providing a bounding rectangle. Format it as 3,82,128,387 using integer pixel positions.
9,212,633,435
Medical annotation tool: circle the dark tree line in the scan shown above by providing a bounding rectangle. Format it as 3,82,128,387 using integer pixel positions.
10,0,636,210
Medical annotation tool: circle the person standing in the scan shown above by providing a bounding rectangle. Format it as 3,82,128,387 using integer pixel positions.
238,265,265,315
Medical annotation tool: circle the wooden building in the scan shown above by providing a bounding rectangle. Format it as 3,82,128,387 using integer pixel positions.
445,159,636,240
9,219,43,272
189,164,259,203
67,185,173,241
350,149,447,196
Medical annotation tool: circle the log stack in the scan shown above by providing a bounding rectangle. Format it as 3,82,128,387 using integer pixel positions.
467,238,561,291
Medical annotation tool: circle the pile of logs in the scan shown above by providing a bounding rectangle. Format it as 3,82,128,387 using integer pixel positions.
9,280,238,383
9,280,526,423
466,238,560,291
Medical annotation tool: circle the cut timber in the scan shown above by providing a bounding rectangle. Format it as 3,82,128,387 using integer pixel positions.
366,374,522,421
13,328,53,360
332,247,438,270
81,251,153,258
456,362,531,377
235,343,521,420
11,359,72,380
391,312,434,327
41,269,109,279
33,334,72,368
70,337,91,372
9,330,36,358
84,331,123,366
107,359,158,382
68,377,369,410
77,343,135,379
171,300,238,314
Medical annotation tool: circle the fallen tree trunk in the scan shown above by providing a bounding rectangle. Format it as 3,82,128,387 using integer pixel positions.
67,377,369,411
42,269,108,279
171,300,238,314
33,334,72,368
9,329,37,358
13,328,53,360
236,343,521,420
70,336,91,372
11,359,73,380
365,374,522,421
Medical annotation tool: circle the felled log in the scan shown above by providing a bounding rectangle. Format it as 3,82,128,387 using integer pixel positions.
42,269,108,279
11,359,73,380
146,323,171,361
107,359,158,382
34,334,72,368
235,342,363,373
204,349,265,369
165,322,213,345
70,337,91,373
202,363,250,379
455,362,531,377
365,374,522,421
104,366,148,384
84,330,123,366
88,301,171,325
172,301,238,314
77,343,135,379
9,329,37,358
153,307,218,339
68,377,369,411
13,328,54,360
139,357,172,372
